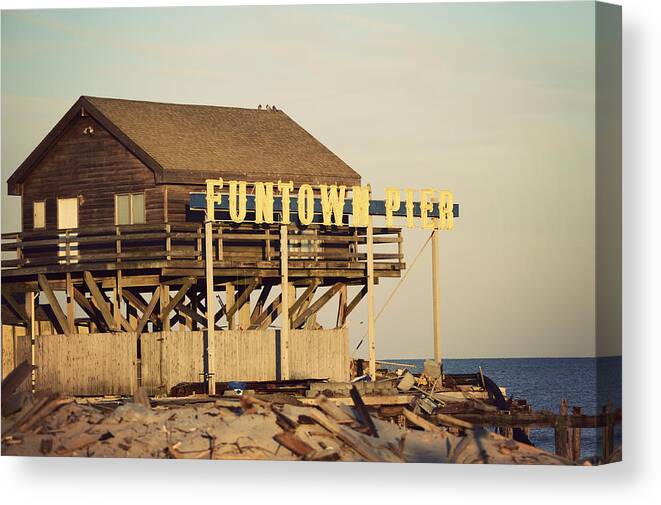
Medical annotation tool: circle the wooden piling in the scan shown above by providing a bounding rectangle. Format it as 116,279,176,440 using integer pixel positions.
602,400,614,461
555,399,570,458
280,225,290,381
571,406,582,461
204,219,216,395
366,217,376,380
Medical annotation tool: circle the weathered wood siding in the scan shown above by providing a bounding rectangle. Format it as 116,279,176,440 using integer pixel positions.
2,324,31,389
289,329,349,382
165,184,203,224
21,115,164,231
34,332,137,395
140,330,277,390
140,331,204,395
213,330,278,381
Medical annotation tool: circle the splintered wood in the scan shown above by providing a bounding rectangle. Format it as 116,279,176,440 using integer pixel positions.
2,392,577,464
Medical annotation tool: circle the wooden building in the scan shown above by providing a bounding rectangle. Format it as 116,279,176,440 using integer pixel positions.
1,96,405,395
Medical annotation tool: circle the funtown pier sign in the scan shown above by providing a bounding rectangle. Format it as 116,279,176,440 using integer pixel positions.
189,180,459,230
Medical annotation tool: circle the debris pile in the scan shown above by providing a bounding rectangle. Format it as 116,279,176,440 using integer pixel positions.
2,389,574,464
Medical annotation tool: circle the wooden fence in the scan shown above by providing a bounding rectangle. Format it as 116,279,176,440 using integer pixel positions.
141,331,205,395
213,330,278,382
34,332,137,396
290,329,349,382
4,326,349,396
140,329,349,393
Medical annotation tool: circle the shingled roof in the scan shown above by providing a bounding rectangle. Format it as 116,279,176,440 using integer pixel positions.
7,96,360,194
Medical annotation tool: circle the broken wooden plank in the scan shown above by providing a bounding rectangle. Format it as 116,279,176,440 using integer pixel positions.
403,408,446,433
350,385,379,437
273,431,314,458
316,394,355,424
303,408,395,462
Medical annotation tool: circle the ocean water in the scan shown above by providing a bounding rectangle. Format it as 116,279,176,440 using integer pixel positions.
388,357,622,458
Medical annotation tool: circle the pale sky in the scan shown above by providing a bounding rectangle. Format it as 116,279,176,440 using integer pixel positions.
1,2,618,358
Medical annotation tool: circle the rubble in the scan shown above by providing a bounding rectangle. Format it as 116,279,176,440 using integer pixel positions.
1,389,575,464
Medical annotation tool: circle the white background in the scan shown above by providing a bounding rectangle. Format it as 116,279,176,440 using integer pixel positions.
0,0,658,503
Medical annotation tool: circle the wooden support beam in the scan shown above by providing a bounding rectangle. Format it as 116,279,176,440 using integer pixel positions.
251,294,282,330
72,286,108,332
136,286,161,334
336,284,347,328
280,224,290,380
226,283,236,330
160,279,195,322
250,284,272,323
37,274,71,335
161,285,170,331
26,290,35,388
431,228,441,365
1,288,29,326
345,286,367,320
122,289,159,325
224,277,259,321
204,217,216,395
214,297,226,324
66,273,74,326
174,300,207,328
366,217,376,380
291,282,343,329
288,280,320,321
83,271,119,331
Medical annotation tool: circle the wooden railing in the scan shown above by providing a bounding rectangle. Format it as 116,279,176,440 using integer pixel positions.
1,222,404,271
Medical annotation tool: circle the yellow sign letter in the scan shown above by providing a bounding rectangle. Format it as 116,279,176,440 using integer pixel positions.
298,184,315,225
228,180,247,223
320,185,346,226
352,185,371,227
439,190,454,230
384,187,400,227
205,178,223,220
278,180,294,224
420,188,435,229
255,182,275,224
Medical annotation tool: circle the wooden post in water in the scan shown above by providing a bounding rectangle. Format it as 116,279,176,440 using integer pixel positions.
366,217,376,381
571,406,582,461
431,227,441,368
280,225,290,380
555,399,570,458
602,400,614,461
204,219,216,395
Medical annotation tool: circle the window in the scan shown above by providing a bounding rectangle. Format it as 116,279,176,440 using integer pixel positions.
115,193,146,225
33,201,45,229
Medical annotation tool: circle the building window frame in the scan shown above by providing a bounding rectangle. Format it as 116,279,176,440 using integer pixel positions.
115,192,146,225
